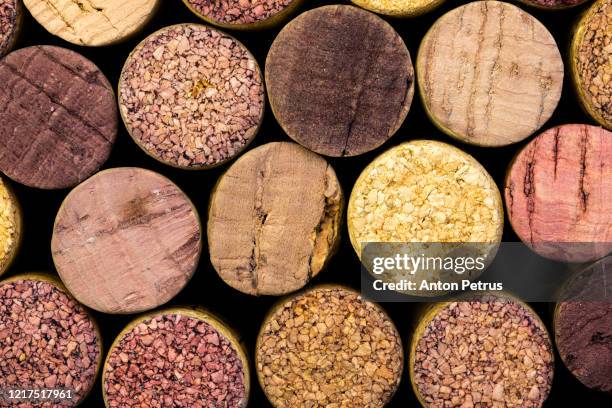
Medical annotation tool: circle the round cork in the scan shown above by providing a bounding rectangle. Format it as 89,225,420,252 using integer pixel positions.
0,176,21,277
417,1,564,147
351,0,446,17
554,256,612,393
518,0,589,9
266,5,414,157
571,0,612,130
0,273,103,406
0,0,23,57
119,24,265,169
23,0,160,47
182,0,304,31
256,284,403,407
504,124,612,263
103,307,249,408
51,167,202,314
0,46,117,190
208,142,343,296
409,295,554,408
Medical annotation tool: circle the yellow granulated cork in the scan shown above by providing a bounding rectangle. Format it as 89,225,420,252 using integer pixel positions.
0,177,19,274
352,0,446,17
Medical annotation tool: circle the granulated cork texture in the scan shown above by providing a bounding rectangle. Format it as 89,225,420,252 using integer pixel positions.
0,0,20,57
0,278,101,407
417,1,564,146
522,0,585,7
413,298,554,408
120,24,264,168
0,178,18,274
575,0,612,129
257,286,403,407
104,313,247,408
208,142,343,296
186,0,293,25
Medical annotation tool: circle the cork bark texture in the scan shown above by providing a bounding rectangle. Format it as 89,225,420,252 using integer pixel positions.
0,46,117,189
505,124,612,263
23,0,159,46
208,142,343,296
51,168,202,314
0,177,19,275
417,1,564,146
0,0,22,57
351,0,446,17
265,5,414,157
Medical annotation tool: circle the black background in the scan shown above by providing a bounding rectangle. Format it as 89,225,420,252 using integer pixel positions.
3,0,611,406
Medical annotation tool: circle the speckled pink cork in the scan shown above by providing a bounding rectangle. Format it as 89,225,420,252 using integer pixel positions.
505,124,612,262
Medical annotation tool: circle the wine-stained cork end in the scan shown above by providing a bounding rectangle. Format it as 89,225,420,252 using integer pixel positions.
0,0,22,57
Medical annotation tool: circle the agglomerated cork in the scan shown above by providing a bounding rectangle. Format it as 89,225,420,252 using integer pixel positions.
417,1,564,147
571,0,612,130
0,0,23,57
505,124,612,263
351,0,446,17
23,0,160,46
410,295,554,408
266,5,414,157
518,0,588,9
208,142,343,296
0,176,20,277
51,168,202,314
256,285,403,407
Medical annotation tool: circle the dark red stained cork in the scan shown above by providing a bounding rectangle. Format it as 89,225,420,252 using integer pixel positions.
0,46,117,189
265,5,414,157
504,124,612,262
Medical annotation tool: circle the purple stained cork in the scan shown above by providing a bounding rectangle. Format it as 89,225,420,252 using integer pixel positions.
0,0,22,57
185,0,296,26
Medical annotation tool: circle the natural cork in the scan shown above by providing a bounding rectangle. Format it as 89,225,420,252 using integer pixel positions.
23,0,160,46
0,176,20,277
0,0,23,57
0,46,117,190
505,124,612,263
51,168,202,314
256,285,403,407
519,0,588,9
417,1,564,147
571,0,612,130
351,0,446,17
266,5,414,157
208,142,343,296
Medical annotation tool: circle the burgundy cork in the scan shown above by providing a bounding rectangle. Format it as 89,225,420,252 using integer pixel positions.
0,46,117,189
505,124,612,262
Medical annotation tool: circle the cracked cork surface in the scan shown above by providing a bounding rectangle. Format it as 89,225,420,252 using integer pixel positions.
208,142,343,296
51,168,202,314
351,0,446,17
23,0,159,46
0,45,117,189
0,0,22,57
504,124,612,262
0,177,19,277
417,1,563,147
265,5,414,157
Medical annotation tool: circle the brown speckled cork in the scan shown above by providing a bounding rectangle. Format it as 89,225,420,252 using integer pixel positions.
505,124,612,262
52,168,202,314
208,142,343,296
0,46,117,190
417,1,564,147
23,0,160,46
0,0,23,57
266,5,414,157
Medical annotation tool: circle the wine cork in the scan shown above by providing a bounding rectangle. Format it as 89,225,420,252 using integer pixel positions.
571,0,612,130
0,46,117,190
103,307,249,408
266,5,414,157
208,142,343,296
256,285,403,407
0,273,103,406
0,176,21,277
351,0,446,17
518,0,589,9
410,294,554,408
119,24,265,169
554,256,612,393
51,167,202,314
23,0,160,46
182,0,304,30
504,124,612,263
0,0,23,57
417,1,564,147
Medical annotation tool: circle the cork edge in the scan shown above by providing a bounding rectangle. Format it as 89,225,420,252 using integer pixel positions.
0,177,22,277
350,0,447,18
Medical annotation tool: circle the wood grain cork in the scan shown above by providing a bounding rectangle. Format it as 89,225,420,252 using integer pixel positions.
51,167,202,314
208,142,343,296
265,5,414,157
24,0,159,46
0,46,117,189
505,124,612,262
417,1,564,147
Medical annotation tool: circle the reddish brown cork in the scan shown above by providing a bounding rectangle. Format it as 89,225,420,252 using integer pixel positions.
505,124,612,262
0,0,22,57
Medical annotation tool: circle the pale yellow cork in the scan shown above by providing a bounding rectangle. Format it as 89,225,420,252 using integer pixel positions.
352,0,446,17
